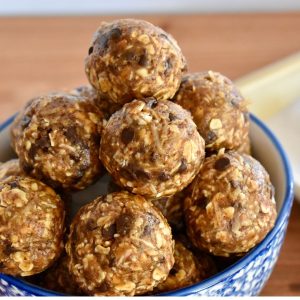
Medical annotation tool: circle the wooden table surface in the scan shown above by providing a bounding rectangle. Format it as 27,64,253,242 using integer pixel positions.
0,14,299,296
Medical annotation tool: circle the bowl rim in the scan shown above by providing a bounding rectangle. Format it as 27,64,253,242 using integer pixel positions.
0,113,294,296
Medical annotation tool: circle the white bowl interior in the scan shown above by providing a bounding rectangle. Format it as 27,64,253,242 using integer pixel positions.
0,117,286,217
250,119,285,212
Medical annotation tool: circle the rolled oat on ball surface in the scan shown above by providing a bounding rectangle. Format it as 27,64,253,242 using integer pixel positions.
66,191,174,296
11,93,104,191
184,150,277,257
100,98,205,199
0,176,65,276
174,71,249,153
85,19,187,105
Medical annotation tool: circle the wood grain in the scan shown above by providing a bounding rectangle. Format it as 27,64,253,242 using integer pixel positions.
0,14,299,296
1,14,300,123
261,201,300,296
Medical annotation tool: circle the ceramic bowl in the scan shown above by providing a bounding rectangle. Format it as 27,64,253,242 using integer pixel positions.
0,114,294,296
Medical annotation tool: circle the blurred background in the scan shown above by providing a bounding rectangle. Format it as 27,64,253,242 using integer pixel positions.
1,0,300,121
1,0,300,15
0,1,299,296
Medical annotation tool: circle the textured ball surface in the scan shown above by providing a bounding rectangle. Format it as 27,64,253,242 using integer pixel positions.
66,191,174,296
185,150,277,256
11,93,104,190
85,19,187,104
0,176,65,276
100,99,205,198
174,71,249,152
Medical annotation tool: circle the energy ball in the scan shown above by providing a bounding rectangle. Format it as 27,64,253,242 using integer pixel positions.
0,159,22,181
36,253,83,295
173,71,249,152
100,99,205,198
66,191,174,296
11,93,104,190
85,19,187,105
70,85,122,120
185,150,277,257
153,241,203,293
0,176,65,276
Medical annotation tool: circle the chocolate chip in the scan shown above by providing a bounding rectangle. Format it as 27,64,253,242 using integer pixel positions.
158,256,166,264
22,162,33,174
150,152,159,162
134,169,150,181
37,135,51,151
98,281,109,292
109,257,115,268
146,98,158,109
97,28,122,55
28,135,51,159
3,243,16,255
168,112,178,122
142,225,152,236
8,181,19,189
178,158,188,173
121,127,134,145
116,212,134,235
0,262,4,269
195,195,209,209
28,145,38,160
158,172,170,182
207,131,217,143
70,153,81,163
108,64,118,75
64,126,79,144
169,267,177,275
109,27,122,40
138,53,148,67
214,157,230,171
88,46,93,55
97,34,110,54
164,58,172,74
20,115,31,129
123,50,135,61
102,223,117,240
86,219,97,231
231,98,239,107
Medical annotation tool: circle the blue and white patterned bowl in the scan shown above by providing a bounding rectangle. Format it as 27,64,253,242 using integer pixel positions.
0,114,294,296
